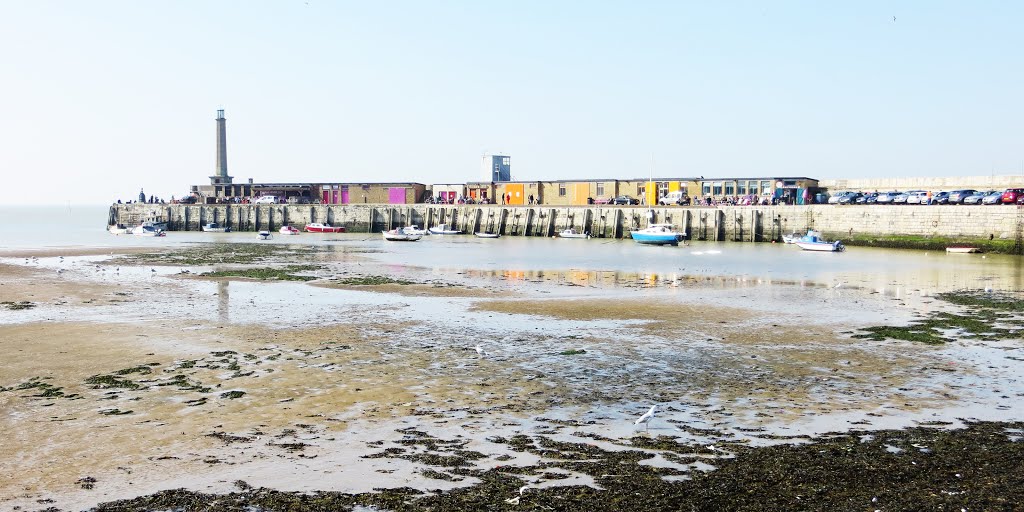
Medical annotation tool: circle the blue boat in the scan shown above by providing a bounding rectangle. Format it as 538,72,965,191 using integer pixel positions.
630,224,682,246
794,230,845,252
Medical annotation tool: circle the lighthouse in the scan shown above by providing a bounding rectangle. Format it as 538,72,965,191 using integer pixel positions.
210,109,233,185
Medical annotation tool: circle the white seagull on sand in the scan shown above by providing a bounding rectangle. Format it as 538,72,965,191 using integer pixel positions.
635,405,657,431
474,344,486,357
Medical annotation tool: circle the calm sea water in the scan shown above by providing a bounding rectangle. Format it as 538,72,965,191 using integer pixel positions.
1,205,1020,295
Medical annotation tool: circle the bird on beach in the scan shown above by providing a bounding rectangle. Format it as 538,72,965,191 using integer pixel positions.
635,405,657,431
474,344,486,357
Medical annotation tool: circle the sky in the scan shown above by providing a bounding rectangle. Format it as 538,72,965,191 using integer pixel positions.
1,1,1022,205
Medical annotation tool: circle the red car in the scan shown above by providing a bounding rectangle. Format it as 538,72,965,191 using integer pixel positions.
1001,188,1024,204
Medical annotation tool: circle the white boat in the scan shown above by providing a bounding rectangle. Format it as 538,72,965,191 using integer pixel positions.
559,228,590,239
132,224,166,237
428,224,462,235
279,225,300,235
107,224,130,235
474,232,500,238
402,225,429,236
257,231,272,240
382,227,423,241
946,246,981,254
201,222,231,233
781,232,800,244
629,224,683,246
794,230,845,252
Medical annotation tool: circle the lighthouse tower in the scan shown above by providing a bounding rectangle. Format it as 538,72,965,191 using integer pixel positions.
210,109,233,185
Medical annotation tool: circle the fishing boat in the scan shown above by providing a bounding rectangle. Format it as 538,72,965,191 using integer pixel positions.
946,245,981,254
559,228,590,239
474,232,500,238
107,224,130,235
382,227,422,241
629,224,683,246
257,231,272,240
279,225,300,235
201,222,231,233
428,224,461,235
794,230,845,252
305,222,345,233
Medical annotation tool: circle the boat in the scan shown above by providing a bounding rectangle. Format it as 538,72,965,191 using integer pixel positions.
793,230,845,252
428,224,462,235
257,231,272,240
131,224,166,237
474,232,500,238
946,245,981,254
382,227,422,241
781,232,800,244
279,225,300,235
107,224,130,235
629,224,683,246
403,225,429,236
305,222,345,233
201,222,231,233
559,228,590,239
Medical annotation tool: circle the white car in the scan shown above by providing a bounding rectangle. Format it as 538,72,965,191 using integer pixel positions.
905,191,929,204
252,195,278,204
828,191,853,204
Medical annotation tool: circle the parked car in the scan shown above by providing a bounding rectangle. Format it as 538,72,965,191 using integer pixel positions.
1000,188,1024,204
931,191,950,204
874,191,899,204
837,192,862,204
892,192,910,204
828,191,855,204
982,190,1004,205
962,191,991,205
611,195,639,205
857,192,878,204
947,189,979,204
252,195,278,204
658,191,687,205
905,191,928,204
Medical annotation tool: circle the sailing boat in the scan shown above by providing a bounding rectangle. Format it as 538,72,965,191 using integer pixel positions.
630,155,684,246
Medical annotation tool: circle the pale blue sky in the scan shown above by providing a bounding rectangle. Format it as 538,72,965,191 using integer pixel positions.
1,1,1021,204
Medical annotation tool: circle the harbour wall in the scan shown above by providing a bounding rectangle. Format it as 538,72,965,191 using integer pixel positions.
111,203,1024,246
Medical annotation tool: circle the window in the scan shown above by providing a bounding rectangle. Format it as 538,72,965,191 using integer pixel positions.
597,183,605,196
713,182,723,196
761,181,771,194
748,181,758,194
702,183,711,195
725,182,735,195
502,157,510,165
738,182,747,195
658,181,669,197
559,184,566,196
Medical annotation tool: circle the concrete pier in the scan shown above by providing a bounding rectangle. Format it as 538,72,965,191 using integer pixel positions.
110,203,1024,249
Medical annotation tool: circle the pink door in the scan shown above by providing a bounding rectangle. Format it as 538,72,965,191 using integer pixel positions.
388,188,406,204
341,187,350,204
322,191,330,204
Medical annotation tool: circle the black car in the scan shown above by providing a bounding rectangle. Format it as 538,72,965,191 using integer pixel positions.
932,191,950,204
856,192,877,204
837,192,863,204
611,195,639,205
947,189,978,204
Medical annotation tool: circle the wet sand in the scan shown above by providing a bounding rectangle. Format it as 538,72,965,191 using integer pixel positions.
1,244,1022,510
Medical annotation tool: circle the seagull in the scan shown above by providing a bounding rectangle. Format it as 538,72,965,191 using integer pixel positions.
635,405,657,431
474,344,486,357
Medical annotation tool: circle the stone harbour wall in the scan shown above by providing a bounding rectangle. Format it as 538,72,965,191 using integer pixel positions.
111,203,1024,248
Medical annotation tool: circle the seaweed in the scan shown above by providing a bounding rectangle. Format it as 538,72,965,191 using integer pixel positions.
85,375,141,390
335,275,416,286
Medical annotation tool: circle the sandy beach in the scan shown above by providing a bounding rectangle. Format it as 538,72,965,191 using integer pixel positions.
1,242,1022,511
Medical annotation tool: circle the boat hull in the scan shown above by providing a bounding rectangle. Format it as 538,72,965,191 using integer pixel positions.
382,231,422,241
795,241,844,252
946,246,980,253
631,233,679,246
474,233,500,238
305,224,345,233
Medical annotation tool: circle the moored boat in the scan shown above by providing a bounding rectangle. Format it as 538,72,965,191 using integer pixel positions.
403,225,429,236
382,227,423,241
428,224,461,235
781,232,800,244
132,224,166,237
629,224,683,246
474,232,500,238
946,245,981,254
793,230,845,252
257,231,272,240
305,222,345,233
279,225,300,235
201,222,231,233
108,224,130,235
559,228,590,239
